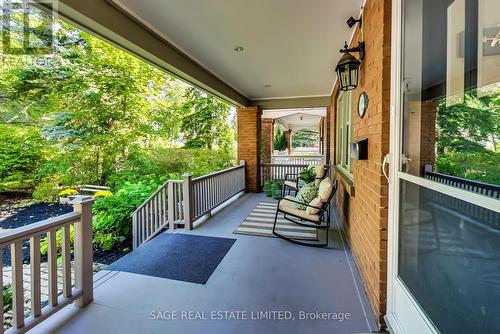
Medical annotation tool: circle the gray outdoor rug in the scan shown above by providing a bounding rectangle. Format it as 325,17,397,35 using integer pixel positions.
234,201,317,240
106,233,236,284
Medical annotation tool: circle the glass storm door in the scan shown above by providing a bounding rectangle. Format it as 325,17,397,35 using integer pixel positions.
387,0,500,333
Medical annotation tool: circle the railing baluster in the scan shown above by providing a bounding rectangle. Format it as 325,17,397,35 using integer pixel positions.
30,235,42,317
47,229,58,307
62,225,72,298
11,241,25,329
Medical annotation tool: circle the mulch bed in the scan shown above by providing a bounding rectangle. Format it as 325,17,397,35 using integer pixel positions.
0,193,131,267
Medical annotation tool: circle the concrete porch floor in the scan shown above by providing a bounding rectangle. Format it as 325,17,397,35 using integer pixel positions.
28,193,378,334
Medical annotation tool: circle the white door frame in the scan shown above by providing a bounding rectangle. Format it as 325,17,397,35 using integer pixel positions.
386,0,500,332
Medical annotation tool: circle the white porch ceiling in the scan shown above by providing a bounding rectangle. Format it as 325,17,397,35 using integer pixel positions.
263,108,326,131
113,0,361,101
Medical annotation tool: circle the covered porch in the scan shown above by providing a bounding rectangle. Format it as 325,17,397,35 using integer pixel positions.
2,0,393,333
28,193,377,334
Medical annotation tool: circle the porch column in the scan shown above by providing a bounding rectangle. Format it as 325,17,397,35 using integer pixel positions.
261,118,274,163
237,106,262,192
285,130,292,155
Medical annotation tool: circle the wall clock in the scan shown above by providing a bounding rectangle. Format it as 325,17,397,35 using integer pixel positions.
357,92,368,118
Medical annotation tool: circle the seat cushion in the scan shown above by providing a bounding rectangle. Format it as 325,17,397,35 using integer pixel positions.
279,196,320,222
318,178,333,202
314,165,326,179
294,182,319,210
284,180,298,189
306,197,323,215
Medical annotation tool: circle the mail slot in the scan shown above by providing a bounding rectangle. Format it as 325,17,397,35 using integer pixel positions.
351,138,368,160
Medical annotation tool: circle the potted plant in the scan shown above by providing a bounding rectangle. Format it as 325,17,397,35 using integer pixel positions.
271,181,282,199
264,180,273,197
58,188,79,204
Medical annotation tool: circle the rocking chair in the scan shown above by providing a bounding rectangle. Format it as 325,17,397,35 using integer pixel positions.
273,177,338,247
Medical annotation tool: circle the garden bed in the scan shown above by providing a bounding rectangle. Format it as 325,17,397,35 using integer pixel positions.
0,194,131,266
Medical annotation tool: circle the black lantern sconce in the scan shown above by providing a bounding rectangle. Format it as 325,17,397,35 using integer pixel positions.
335,15,365,91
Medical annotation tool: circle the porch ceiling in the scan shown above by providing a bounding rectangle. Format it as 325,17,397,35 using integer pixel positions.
263,108,326,131
53,0,361,108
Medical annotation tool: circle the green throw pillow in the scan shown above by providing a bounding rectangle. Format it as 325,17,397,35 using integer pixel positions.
295,182,319,210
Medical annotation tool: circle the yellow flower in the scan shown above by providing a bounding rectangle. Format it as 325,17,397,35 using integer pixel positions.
59,188,79,197
94,190,113,198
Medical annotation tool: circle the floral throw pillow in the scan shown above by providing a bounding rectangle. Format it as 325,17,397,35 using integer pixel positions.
295,182,319,210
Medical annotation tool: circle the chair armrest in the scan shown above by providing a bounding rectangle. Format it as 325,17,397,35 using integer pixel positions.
279,197,327,213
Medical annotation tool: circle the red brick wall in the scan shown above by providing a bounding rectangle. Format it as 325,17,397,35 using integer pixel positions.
261,118,274,163
237,106,262,192
329,0,391,327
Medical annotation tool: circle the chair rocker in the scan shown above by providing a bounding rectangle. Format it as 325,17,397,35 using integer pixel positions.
281,165,329,197
273,178,338,247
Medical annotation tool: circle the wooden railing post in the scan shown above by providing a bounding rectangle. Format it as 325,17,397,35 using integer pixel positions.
70,195,94,307
183,173,193,230
167,181,175,231
240,160,246,191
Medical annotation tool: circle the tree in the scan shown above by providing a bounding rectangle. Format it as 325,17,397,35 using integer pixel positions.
292,130,319,148
0,15,235,187
274,126,287,151
180,88,233,150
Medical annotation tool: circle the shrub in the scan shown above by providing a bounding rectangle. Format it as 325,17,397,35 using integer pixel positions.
3,283,12,313
436,151,500,185
33,182,59,202
92,180,161,250
0,125,45,190
40,225,74,257
59,188,79,196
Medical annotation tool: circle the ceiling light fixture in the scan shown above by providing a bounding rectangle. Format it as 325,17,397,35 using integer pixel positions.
265,84,272,88
234,46,244,52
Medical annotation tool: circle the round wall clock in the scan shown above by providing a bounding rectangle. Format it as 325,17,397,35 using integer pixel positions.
357,92,368,118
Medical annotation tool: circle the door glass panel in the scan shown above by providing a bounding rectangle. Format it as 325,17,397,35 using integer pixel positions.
398,180,500,333
401,0,500,196
398,0,500,333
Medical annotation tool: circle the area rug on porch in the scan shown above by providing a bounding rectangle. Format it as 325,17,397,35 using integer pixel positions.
106,233,236,284
233,201,318,240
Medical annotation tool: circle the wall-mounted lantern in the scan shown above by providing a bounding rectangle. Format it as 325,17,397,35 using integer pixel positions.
335,14,365,91
335,41,365,91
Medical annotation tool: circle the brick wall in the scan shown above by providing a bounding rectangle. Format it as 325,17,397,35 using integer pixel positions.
329,0,391,327
261,118,274,163
237,106,262,192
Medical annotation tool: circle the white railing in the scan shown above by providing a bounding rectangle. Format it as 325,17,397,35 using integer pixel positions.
190,163,246,222
131,179,183,249
132,162,246,248
260,163,309,186
0,196,94,334
271,155,325,165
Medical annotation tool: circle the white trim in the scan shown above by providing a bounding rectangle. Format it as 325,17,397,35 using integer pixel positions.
252,94,331,101
398,172,500,213
386,0,403,327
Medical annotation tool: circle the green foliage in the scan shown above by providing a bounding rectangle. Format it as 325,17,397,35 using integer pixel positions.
32,182,58,202
274,126,287,151
181,88,233,150
0,125,44,190
435,88,500,185
292,130,319,148
92,180,162,250
40,225,74,257
436,151,500,185
3,283,12,313
0,11,237,253
298,166,316,184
